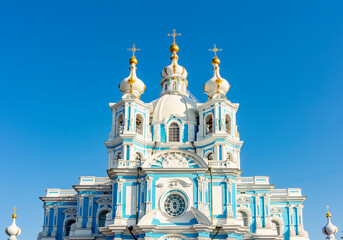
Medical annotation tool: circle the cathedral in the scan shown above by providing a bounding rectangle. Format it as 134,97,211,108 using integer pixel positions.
37,30,310,240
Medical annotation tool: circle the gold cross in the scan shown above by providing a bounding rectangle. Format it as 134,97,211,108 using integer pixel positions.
209,44,222,57
12,206,18,213
127,44,141,57
168,29,181,44
327,205,330,211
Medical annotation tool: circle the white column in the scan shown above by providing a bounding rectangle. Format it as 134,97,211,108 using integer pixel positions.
51,206,58,237
215,144,220,161
264,193,271,228
76,196,84,228
204,178,210,217
139,178,146,220
129,104,134,132
86,195,93,228
221,144,226,163
288,204,296,236
197,176,205,212
296,205,305,235
225,178,233,220
42,206,50,236
115,179,123,220
123,144,128,162
214,104,219,132
145,176,153,213
255,194,262,229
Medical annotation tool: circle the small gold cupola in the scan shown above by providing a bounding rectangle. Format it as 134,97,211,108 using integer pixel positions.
119,44,146,99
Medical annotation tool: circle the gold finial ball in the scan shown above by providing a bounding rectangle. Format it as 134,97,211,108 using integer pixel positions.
212,56,220,65
12,213,17,219
170,43,179,53
129,56,138,65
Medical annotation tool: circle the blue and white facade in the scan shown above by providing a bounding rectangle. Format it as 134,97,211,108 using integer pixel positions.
37,41,310,240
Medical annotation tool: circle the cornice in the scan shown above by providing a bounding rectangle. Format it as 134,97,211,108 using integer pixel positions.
73,184,112,192
197,98,239,110
237,184,275,191
107,167,242,179
39,196,77,203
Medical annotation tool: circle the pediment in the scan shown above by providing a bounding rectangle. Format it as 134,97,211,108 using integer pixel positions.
142,150,207,168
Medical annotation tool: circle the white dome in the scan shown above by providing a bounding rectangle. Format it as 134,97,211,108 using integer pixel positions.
5,214,21,239
323,212,338,236
152,94,196,123
119,56,146,99
204,57,230,99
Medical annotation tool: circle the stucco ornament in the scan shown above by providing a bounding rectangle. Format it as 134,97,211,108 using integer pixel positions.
166,237,182,240
162,153,188,168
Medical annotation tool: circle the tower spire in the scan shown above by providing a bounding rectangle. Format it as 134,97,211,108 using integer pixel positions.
323,206,338,240
5,206,21,240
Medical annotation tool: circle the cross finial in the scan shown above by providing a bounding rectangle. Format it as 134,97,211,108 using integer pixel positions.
168,29,181,44
326,205,332,218
12,206,18,213
209,44,222,57
127,44,141,57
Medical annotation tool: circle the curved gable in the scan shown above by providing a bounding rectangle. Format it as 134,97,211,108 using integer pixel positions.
142,149,208,168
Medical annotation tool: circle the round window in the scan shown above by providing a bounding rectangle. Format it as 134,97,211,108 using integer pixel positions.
164,194,186,217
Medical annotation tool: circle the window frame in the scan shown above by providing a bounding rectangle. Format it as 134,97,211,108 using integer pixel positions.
205,114,214,135
167,121,181,143
135,113,144,135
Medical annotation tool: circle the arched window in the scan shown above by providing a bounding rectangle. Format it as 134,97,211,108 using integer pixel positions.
117,114,123,135
164,83,168,91
226,152,233,162
65,220,75,236
225,114,231,134
172,82,177,91
206,152,214,161
272,220,281,235
205,115,213,135
135,114,143,135
98,211,108,228
168,123,180,142
238,211,249,227
135,152,143,161
115,151,122,160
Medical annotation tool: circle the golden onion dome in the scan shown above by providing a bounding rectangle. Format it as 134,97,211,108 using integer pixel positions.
129,56,138,65
170,43,179,53
212,56,221,65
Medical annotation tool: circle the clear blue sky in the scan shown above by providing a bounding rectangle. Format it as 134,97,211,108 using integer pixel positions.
1,0,342,239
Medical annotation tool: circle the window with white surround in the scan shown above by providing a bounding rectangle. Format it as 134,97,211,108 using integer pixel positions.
135,152,143,161
172,82,177,91
206,152,214,161
225,114,231,134
115,151,122,160
65,220,75,236
135,114,143,135
205,114,213,135
226,151,233,162
168,123,180,142
117,114,123,135
238,211,249,227
164,194,186,217
272,220,281,235
164,83,168,91
98,211,109,228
